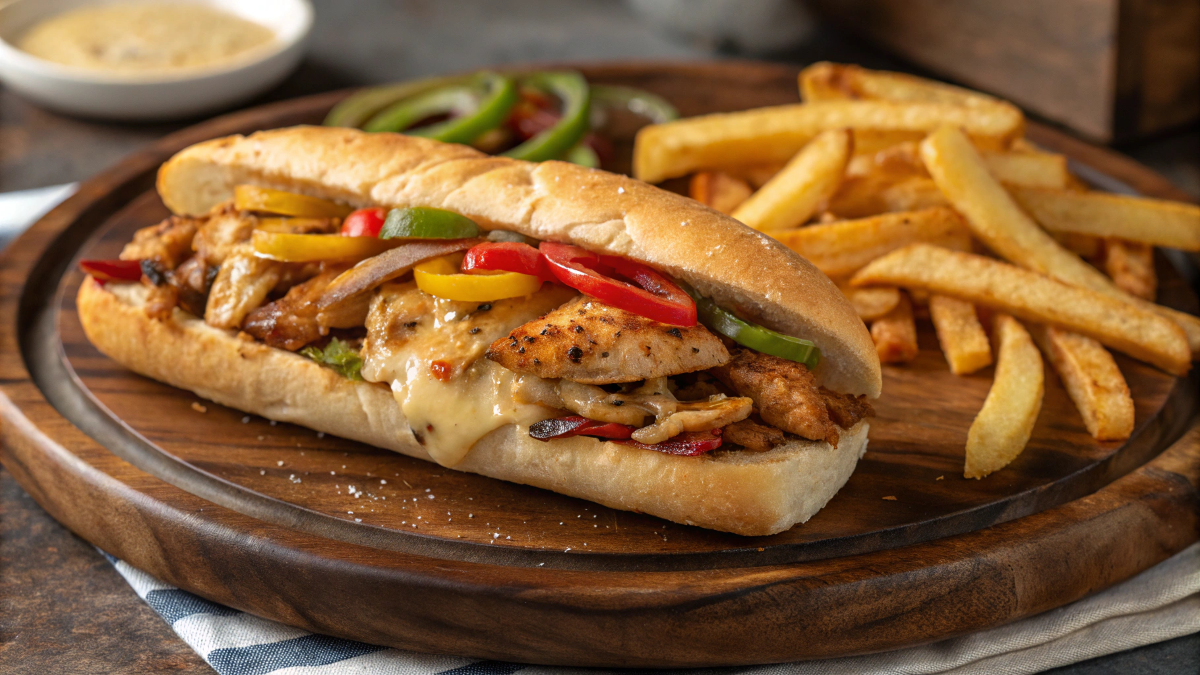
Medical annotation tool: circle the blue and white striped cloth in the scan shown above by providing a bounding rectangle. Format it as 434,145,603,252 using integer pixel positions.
102,544,1200,675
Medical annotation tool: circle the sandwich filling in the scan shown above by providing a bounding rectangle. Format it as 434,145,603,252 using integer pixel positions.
86,187,872,467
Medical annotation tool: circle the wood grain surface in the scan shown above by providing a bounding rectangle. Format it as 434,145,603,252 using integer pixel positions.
2,61,1198,666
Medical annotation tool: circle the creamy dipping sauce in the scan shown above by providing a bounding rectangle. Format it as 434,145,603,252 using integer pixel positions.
17,3,275,73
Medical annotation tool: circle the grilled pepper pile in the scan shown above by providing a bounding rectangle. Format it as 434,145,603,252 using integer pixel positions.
324,69,678,169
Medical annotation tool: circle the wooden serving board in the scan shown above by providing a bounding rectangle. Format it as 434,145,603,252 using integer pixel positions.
2,62,1198,667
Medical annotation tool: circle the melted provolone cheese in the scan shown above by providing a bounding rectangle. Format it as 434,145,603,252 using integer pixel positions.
393,359,549,466
361,281,576,467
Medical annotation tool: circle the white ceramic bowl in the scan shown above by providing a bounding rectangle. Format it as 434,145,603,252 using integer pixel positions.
0,0,313,120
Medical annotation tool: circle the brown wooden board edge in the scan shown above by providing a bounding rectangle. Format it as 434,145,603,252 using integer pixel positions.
1,61,1199,665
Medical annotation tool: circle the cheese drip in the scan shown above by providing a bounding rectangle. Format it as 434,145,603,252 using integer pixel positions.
361,280,575,467
392,359,549,467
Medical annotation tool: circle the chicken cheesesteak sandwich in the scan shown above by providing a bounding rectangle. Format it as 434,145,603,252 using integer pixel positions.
77,126,881,535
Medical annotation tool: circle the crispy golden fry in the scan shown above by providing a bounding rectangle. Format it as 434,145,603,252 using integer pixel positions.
871,292,918,364
689,171,753,215
800,61,1006,108
850,244,1191,375
725,162,786,189
921,126,1112,283
965,315,1044,479
982,150,1069,189
632,100,1023,184
1105,239,1157,301
851,129,928,157
920,125,1200,358
1050,231,1103,260
827,176,949,218
1029,325,1134,441
732,129,852,231
770,206,971,277
929,295,992,375
845,141,926,180
1010,187,1200,251
842,286,901,321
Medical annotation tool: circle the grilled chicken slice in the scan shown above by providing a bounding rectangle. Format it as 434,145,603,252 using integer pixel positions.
361,281,577,384
518,376,752,444
192,202,339,267
120,216,200,270
243,265,369,351
713,350,873,448
487,296,730,384
204,243,284,329
722,418,786,452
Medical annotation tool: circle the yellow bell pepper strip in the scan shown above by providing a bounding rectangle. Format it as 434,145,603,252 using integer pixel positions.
251,230,398,263
235,186,353,218
380,207,481,239
414,254,541,302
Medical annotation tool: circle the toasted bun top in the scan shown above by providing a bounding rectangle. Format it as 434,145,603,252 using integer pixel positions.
157,126,881,397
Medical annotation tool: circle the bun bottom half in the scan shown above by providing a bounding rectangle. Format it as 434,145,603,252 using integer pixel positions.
77,279,868,536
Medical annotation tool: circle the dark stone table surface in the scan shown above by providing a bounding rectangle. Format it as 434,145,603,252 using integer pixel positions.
1,1,1196,673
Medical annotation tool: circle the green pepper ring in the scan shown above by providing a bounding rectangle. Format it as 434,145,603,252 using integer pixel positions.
362,72,518,146
324,73,475,129
688,290,821,368
380,207,482,240
502,71,592,163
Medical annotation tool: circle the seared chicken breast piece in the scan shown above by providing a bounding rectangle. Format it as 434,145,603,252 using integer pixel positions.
120,215,200,270
204,243,283,329
361,281,577,384
243,265,369,351
487,296,731,384
713,350,873,448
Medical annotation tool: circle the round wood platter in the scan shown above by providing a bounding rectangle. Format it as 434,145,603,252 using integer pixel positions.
2,62,1199,667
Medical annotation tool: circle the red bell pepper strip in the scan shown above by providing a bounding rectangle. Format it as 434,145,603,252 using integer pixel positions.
615,429,723,456
529,416,722,456
539,242,696,326
529,416,635,441
461,242,556,283
340,208,388,238
80,259,143,284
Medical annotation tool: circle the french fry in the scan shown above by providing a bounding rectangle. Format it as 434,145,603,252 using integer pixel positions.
845,141,926,180
770,206,971,278
843,286,901,321
851,129,928,157
871,292,918,363
982,150,1069,189
800,61,1006,109
965,314,1044,479
725,162,786,189
929,295,992,375
920,125,1200,358
732,129,852,231
689,171,753,215
1050,231,1104,260
827,176,949,218
1029,325,1134,441
1105,239,1157,301
1010,187,1200,251
632,100,1024,183
849,244,1191,375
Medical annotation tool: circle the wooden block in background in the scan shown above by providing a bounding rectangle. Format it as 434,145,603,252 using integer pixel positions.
810,0,1200,142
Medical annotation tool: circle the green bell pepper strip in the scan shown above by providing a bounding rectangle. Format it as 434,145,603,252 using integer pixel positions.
686,287,821,368
590,84,679,124
503,71,591,162
324,74,474,129
363,73,518,145
363,85,477,133
564,143,600,168
380,207,481,240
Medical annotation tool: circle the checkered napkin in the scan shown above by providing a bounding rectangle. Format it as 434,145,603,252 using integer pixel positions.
103,543,1199,675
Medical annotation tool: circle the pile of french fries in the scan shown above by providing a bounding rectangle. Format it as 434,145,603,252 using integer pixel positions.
633,62,1200,479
